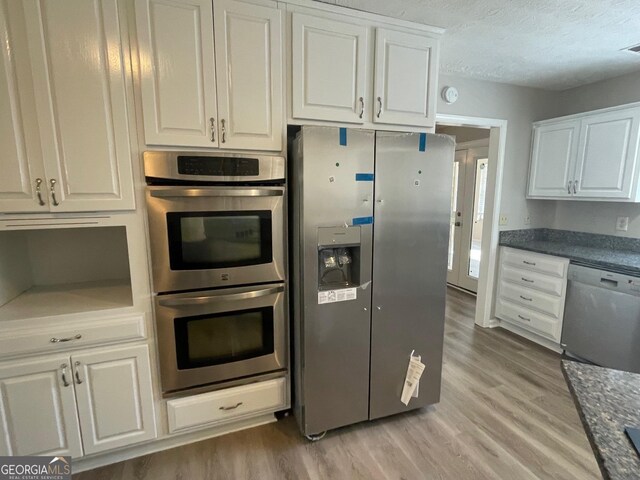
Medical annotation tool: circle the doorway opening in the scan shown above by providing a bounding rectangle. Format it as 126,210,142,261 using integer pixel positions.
437,126,490,294
436,115,508,329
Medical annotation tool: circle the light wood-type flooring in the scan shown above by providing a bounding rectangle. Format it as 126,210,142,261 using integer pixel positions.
75,288,600,479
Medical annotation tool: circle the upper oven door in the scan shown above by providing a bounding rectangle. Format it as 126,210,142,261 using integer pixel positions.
146,186,285,293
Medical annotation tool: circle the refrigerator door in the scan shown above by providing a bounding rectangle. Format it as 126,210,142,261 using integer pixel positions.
292,126,375,435
369,132,454,420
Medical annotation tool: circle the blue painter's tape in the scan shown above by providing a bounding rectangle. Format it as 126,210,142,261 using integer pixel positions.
352,216,374,225
339,128,347,146
355,173,375,182
419,133,427,152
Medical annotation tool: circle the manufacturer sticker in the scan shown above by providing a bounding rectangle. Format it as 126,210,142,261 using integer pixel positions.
318,287,357,304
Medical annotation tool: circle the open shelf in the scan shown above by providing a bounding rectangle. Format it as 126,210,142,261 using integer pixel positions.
0,279,133,322
0,226,134,322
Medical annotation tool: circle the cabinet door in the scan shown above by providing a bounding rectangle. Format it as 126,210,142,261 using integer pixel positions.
527,120,579,198
0,1,48,213
24,0,136,212
573,108,640,199
72,344,156,455
136,0,218,147
373,28,438,127
214,0,283,151
291,13,368,124
0,355,82,457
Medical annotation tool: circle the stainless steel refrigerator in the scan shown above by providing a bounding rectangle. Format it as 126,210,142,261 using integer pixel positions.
290,126,454,436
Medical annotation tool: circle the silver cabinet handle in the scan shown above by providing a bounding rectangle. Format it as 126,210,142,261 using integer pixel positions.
49,178,59,206
358,96,364,119
522,260,536,266
209,117,216,142
567,181,571,194
50,334,82,343
517,314,531,322
376,306,382,311
219,402,242,411
221,119,226,143
376,96,382,118
74,361,83,384
573,180,577,194
35,178,45,206
521,277,534,283
60,363,70,387
519,295,533,302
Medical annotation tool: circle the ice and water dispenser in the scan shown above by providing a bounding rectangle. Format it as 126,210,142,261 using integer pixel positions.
317,226,361,290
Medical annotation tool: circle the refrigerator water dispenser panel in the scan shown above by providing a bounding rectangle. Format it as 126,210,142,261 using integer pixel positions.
318,226,361,289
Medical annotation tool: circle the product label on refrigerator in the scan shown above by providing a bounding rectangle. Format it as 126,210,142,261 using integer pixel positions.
318,287,357,304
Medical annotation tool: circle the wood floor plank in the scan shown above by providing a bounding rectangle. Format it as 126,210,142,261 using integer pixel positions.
74,288,600,479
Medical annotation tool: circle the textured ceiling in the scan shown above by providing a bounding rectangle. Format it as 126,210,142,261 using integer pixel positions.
315,0,640,90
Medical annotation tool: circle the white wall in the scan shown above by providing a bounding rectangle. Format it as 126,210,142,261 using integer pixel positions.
552,70,640,237
436,73,560,231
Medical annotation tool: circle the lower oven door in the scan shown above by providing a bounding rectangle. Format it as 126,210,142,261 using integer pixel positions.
155,283,287,393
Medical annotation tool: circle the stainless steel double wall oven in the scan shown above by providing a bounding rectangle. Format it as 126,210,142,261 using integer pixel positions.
144,152,287,394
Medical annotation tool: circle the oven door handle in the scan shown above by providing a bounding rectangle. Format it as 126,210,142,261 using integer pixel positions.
157,285,284,307
149,188,283,198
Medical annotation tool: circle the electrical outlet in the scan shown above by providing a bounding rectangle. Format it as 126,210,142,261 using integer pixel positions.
524,214,531,225
616,216,629,232
499,214,508,226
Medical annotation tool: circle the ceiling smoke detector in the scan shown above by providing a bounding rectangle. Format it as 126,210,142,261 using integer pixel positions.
622,43,640,54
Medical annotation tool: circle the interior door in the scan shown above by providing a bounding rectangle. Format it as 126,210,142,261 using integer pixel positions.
291,13,368,123
0,355,82,457
136,0,218,147
446,150,465,286
24,0,136,212
573,108,640,199
72,344,156,455
373,28,438,127
447,147,489,293
0,0,48,213
527,120,579,198
369,132,453,420
214,0,282,151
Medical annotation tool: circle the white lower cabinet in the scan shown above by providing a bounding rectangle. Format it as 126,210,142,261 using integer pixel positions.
495,247,569,345
0,344,156,458
167,377,286,433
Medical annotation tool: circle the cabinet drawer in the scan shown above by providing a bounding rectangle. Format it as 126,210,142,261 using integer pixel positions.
496,298,561,341
0,314,146,359
167,378,286,433
498,281,563,318
500,264,565,296
501,247,567,278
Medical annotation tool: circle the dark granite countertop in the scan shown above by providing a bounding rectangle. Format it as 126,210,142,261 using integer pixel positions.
562,360,640,479
499,229,640,275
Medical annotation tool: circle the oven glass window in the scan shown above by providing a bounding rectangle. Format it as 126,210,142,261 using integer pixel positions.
166,211,272,270
174,307,275,370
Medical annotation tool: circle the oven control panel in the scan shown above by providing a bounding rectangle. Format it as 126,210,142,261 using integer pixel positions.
177,156,259,177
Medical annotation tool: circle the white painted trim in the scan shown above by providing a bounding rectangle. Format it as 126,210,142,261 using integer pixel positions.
533,99,640,126
436,114,508,329
72,413,277,473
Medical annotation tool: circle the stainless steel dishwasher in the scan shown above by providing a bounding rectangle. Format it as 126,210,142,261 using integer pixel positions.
562,263,640,374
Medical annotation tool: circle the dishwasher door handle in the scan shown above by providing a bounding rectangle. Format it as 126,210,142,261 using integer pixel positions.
600,277,618,288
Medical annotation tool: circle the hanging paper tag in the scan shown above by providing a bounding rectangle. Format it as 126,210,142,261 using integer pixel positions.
401,350,425,405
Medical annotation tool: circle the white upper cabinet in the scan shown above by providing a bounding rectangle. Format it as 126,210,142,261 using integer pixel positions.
136,0,219,147
573,108,640,199
214,0,283,150
0,355,82,457
373,28,438,127
0,0,135,213
0,1,48,213
72,345,156,455
24,0,136,212
291,13,368,124
528,104,640,202
528,120,579,197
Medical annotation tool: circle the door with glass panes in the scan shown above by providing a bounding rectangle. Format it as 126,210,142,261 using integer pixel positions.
447,146,489,293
